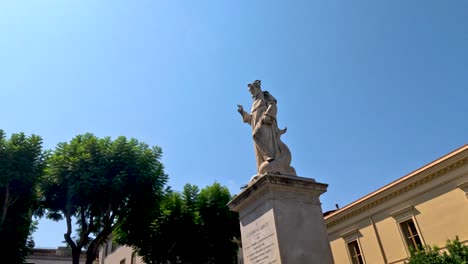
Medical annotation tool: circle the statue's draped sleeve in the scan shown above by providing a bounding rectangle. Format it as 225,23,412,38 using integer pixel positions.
242,111,252,124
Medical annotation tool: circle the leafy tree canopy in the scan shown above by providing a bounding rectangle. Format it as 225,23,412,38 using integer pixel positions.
118,182,240,264
197,183,240,264
406,237,468,264
42,133,167,264
0,130,44,263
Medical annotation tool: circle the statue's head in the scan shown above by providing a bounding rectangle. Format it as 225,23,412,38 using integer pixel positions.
253,80,261,87
248,80,262,97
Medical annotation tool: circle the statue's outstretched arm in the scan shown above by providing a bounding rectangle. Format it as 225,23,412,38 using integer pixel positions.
237,105,252,124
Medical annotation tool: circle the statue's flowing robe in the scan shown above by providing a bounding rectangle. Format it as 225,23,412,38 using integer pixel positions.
242,95,282,172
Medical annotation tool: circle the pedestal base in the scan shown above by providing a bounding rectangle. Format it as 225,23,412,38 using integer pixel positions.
228,173,333,264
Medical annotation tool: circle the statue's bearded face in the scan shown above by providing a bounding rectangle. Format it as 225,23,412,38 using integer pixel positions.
248,84,261,98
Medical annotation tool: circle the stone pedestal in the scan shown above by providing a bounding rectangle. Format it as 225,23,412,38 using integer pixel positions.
228,173,334,264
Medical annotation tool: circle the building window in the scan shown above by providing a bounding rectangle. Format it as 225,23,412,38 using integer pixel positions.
105,242,111,257
400,219,422,250
347,240,364,264
120,259,126,264
111,241,118,252
341,229,365,264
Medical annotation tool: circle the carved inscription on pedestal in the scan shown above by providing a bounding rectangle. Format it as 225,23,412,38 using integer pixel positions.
241,210,281,264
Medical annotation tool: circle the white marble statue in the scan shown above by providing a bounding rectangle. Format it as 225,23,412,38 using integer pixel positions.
237,80,296,176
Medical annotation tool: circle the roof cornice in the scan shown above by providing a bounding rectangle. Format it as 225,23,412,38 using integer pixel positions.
325,145,468,229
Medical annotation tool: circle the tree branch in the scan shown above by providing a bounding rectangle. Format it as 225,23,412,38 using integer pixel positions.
8,195,19,207
85,217,119,264
0,184,9,228
88,214,95,233
77,207,89,247
64,211,77,250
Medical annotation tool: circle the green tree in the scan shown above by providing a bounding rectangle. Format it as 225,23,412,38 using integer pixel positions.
42,133,167,264
0,130,44,263
406,237,468,264
118,184,203,264
197,183,240,264
123,182,240,264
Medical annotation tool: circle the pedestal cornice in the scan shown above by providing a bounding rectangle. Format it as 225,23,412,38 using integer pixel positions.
228,173,328,213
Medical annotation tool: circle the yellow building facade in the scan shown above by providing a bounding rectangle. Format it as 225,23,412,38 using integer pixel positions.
325,145,468,264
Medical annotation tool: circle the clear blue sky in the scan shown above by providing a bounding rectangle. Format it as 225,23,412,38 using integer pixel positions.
1,0,467,248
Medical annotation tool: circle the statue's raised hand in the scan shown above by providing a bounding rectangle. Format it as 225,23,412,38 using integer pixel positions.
237,104,244,114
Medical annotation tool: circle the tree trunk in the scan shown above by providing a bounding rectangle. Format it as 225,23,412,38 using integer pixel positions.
85,249,97,264
0,184,9,229
72,248,81,264
64,213,82,264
